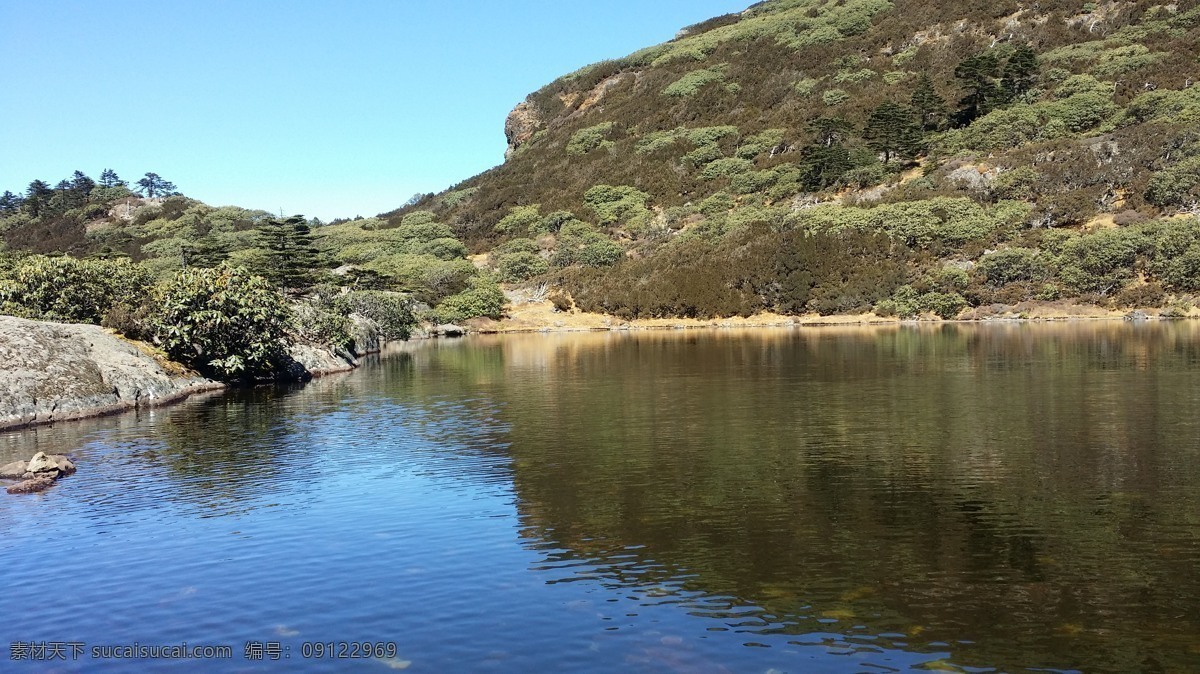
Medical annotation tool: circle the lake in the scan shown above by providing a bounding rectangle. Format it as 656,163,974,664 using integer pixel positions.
2,324,1200,673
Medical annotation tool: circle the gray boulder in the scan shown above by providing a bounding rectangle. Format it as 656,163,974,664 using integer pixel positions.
0,460,27,479
25,451,59,475
0,316,222,431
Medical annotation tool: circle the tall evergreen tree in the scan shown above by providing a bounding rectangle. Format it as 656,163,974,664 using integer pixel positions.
254,215,324,292
24,180,52,217
98,168,126,188
863,102,923,163
135,172,176,198
0,191,22,214
70,170,95,196
1001,44,1039,103
910,74,948,131
953,51,1002,125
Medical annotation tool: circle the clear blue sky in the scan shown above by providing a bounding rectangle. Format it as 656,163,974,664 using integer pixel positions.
0,1,751,221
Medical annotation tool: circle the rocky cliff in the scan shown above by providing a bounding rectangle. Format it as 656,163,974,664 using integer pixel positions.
0,315,224,431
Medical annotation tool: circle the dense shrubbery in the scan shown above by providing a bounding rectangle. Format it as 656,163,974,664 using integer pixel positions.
563,228,908,319
433,275,506,323
153,265,292,379
333,290,416,340
0,255,154,324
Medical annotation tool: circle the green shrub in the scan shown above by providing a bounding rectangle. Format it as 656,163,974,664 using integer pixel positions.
735,129,786,159
361,254,474,303
495,205,542,234
1147,218,1200,290
794,78,821,96
583,185,652,232
635,128,684,155
333,290,415,340
834,68,875,84
434,275,506,322
663,68,727,97
152,265,291,380
496,251,550,282
566,122,616,156
976,248,1049,286
292,303,353,352
440,187,478,208
0,255,155,324
700,157,754,180
553,221,625,268
699,192,736,215
822,89,850,106
920,291,968,319
1057,228,1146,295
531,210,576,235
411,237,468,260
1145,156,1200,208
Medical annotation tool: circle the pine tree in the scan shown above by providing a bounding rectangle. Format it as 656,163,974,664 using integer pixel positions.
24,180,52,217
863,102,923,163
254,215,324,292
910,74,948,131
99,169,126,188
135,172,176,198
70,170,94,195
953,51,1002,125
0,191,22,214
1001,44,1039,103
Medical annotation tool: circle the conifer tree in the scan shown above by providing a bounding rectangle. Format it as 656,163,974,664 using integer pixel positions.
24,180,52,217
911,74,948,131
863,102,923,163
0,191,22,214
135,172,176,198
953,52,1002,125
254,215,324,292
99,168,126,188
1001,45,1039,103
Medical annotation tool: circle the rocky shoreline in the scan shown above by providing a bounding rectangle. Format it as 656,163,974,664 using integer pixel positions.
0,315,369,433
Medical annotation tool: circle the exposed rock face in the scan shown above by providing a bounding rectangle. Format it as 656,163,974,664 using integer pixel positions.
347,314,382,354
0,316,222,431
504,99,543,160
285,344,357,379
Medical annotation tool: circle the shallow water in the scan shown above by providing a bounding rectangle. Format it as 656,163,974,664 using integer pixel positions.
3,323,1200,672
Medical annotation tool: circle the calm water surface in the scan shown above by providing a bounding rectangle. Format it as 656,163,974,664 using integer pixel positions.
3,324,1200,673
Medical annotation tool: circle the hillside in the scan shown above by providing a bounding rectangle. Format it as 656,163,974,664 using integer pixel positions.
4,0,1200,324
390,0,1200,319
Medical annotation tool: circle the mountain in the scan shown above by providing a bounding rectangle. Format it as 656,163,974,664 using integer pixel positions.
388,0,1200,319
5,0,1200,323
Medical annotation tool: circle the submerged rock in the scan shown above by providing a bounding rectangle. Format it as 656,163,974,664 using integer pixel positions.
6,475,56,494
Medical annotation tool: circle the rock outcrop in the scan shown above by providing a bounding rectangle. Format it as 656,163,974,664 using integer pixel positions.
0,315,223,431
3,451,76,494
504,98,543,160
